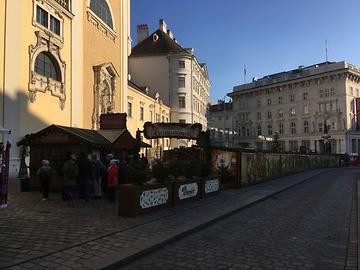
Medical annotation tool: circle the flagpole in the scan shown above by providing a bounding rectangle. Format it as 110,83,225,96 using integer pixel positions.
244,64,247,84
325,40,328,62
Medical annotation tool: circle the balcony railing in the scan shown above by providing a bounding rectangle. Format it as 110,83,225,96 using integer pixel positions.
54,0,70,11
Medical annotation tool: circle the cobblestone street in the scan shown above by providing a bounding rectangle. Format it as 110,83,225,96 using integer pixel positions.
122,169,358,270
0,168,358,269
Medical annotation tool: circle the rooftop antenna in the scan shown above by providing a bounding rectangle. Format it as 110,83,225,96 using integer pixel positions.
325,39,328,63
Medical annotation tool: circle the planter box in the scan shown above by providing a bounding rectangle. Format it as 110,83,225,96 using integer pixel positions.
201,176,221,198
172,178,201,206
118,182,172,217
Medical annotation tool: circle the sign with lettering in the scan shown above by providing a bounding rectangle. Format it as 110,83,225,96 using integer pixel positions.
178,182,198,200
204,179,220,194
143,122,202,140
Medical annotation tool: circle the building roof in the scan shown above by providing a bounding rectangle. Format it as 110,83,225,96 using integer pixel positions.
209,102,233,113
232,61,360,94
130,29,189,57
17,125,150,149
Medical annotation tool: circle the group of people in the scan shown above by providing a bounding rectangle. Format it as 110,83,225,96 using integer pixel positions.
37,152,128,207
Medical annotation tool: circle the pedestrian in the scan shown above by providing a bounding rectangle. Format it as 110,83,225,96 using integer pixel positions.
107,159,119,203
92,154,105,199
36,160,53,201
62,152,79,207
77,152,93,202
102,153,113,198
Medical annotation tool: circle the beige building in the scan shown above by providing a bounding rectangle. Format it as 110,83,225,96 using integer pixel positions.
129,19,211,148
207,101,235,147
228,61,360,154
127,81,171,158
0,0,130,176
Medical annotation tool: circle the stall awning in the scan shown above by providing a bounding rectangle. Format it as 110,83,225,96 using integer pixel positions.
17,125,151,149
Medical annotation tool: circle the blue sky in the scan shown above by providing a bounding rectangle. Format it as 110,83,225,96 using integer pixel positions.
130,0,360,103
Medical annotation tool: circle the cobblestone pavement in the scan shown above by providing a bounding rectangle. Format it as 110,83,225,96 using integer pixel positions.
121,169,358,270
0,168,356,269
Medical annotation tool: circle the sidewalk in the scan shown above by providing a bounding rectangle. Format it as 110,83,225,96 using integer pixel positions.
1,169,336,270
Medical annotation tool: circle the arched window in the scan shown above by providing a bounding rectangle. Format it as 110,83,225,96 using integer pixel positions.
90,0,113,29
35,52,61,81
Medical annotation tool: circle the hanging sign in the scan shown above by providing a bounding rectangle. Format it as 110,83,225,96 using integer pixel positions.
143,122,202,140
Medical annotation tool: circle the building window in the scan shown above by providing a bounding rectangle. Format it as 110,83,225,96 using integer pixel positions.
267,111,272,119
318,121,323,132
290,94,295,102
290,122,296,134
256,142,263,150
289,140,298,151
179,96,186,108
257,112,261,121
279,123,284,134
178,77,185,88
257,125,262,136
267,98,271,105
50,16,60,35
127,102,132,117
304,121,309,134
178,60,185,68
331,88,336,96
36,6,48,27
303,92,308,100
179,119,186,124
140,106,144,121
278,109,283,118
278,96,283,104
267,124,272,135
320,90,324,97
304,105,309,114
35,52,61,81
257,100,261,107
90,0,114,29
290,108,296,116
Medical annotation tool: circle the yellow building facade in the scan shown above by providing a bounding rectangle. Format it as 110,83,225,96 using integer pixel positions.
0,0,130,176
127,82,171,158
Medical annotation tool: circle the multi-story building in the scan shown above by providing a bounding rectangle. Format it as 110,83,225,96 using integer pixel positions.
229,61,360,154
0,0,130,176
129,19,211,148
127,81,171,159
207,101,235,147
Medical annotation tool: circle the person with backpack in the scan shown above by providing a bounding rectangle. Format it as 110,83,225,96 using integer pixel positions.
36,160,53,201
62,153,79,207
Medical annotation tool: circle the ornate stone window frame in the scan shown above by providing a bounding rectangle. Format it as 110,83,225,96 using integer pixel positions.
29,31,66,109
86,0,117,42
92,63,119,129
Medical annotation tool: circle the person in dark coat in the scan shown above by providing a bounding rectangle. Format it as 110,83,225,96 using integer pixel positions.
77,153,93,202
62,153,79,207
36,160,53,201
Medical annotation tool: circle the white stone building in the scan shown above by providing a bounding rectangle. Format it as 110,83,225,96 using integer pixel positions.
129,19,211,148
228,61,360,154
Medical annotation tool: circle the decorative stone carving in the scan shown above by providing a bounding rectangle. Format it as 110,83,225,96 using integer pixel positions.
28,31,66,109
86,11,116,42
92,63,119,130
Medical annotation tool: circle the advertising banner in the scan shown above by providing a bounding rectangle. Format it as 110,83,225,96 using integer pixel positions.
0,142,11,209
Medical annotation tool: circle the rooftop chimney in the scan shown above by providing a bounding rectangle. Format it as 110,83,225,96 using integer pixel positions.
159,19,167,33
137,24,149,44
166,29,174,39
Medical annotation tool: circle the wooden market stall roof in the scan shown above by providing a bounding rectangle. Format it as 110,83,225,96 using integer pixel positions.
17,124,151,149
